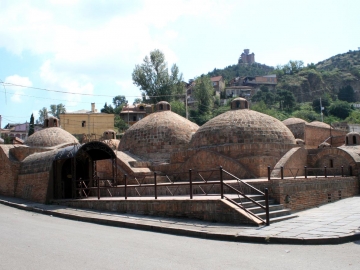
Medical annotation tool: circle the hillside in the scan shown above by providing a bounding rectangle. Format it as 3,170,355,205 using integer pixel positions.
207,62,274,82
276,50,360,102
204,50,360,103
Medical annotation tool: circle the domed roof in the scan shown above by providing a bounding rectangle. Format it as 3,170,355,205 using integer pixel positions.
283,117,308,125
190,109,296,149
119,110,199,161
307,121,332,129
346,131,360,136
25,127,79,147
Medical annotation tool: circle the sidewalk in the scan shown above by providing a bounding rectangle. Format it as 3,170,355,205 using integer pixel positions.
1,195,360,245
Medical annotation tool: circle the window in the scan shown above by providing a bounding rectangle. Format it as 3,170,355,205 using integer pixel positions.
139,106,144,111
82,121,86,127
133,116,136,121
159,104,163,110
330,159,334,168
353,135,357,144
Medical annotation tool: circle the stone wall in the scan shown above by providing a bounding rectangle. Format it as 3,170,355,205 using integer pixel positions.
0,145,20,196
270,176,359,212
286,122,306,140
305,125,346,149
15,171,51,203
56,198,262,225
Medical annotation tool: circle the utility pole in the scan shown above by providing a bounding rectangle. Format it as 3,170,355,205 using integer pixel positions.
320,97,324,122
185,91,188,119
0,115,2,139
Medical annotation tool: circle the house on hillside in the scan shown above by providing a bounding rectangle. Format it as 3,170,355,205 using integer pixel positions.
120,103,154,126
210,76,225,96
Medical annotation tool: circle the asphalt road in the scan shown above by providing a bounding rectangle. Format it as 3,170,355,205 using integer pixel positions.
1,203,360,270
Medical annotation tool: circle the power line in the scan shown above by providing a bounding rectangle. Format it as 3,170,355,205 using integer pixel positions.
0,81,185,98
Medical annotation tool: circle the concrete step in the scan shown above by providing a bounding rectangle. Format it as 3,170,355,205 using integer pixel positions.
257,209,292,219
239,199,275,208
245,204,284,214
269,214,298,223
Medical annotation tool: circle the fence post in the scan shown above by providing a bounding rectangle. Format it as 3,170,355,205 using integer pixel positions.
189,169,193,199
97,176,100,200
280,166,284,179
220,166,224,199
267,166,271,181
154,172,157,199
124,174,127,200
265,188,270,226
341,166,344,177
324,166,327,178
304,166,307,179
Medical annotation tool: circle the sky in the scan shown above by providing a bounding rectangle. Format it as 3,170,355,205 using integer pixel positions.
1,0,360,127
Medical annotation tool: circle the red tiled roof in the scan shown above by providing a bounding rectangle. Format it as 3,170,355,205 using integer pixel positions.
210,76,222,82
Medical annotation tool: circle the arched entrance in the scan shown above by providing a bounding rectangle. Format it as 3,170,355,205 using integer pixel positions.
53,141,116,199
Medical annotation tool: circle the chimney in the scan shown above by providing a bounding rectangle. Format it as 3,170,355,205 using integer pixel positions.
91,103,96,113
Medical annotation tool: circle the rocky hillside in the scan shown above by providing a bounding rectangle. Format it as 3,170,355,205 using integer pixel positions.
276,50,360,102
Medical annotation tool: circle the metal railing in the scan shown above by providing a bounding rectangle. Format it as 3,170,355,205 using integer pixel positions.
268,165,352,180
76,166,271,226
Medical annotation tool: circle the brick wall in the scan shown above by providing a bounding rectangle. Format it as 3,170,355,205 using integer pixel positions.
270,176,359,211
0,146,20,196
305,125,346,149
15,172,50,203
286,122,306,139
57,198,261,225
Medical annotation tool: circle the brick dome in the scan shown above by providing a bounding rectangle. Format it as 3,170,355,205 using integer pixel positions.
283,117,308,125
25,127,79,147
190,109,296,149
119,110,199,161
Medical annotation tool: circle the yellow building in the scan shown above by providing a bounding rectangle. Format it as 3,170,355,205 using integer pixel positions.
59,103,114,139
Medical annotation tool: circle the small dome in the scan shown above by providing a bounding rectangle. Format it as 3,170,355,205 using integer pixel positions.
295,138,305,145
345,132,360,146
283,117,308,125
25,127,79,147
0,138,4,144
190,109,296,149
156,101,171,111
230,97,249,110
307,121,332,129
119,110,198,161
318,142,331,148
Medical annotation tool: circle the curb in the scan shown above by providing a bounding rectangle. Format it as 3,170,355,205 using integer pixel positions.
1,199,360,245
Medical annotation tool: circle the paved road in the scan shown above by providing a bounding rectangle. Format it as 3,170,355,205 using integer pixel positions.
1,204,360,270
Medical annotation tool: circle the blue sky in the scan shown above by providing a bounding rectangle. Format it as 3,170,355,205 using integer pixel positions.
1,0,360,127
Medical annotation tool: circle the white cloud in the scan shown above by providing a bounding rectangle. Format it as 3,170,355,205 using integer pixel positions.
5,75,32,103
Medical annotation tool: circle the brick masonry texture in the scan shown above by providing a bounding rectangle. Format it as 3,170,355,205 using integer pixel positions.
270,177,359,211
25,127,79,147
190,109,296,149
119,111,199,162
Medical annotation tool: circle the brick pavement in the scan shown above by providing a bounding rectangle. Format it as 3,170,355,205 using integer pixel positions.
1,195,360,245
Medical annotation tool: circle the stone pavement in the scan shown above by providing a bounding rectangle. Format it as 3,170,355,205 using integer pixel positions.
1,195,360,245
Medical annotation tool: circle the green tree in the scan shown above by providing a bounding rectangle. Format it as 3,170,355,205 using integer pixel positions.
112,95,127,108
170,100,186,117
37,107,48,124
114,115,128,133
276,89,296,110
329,100,352,119
49,103,66,118
133,98,142,105
194,76,213,115
338,85,355,102
28,113,35,136
312,96,330,116
101,102,114,114
132,49,183,103
251,86,276,107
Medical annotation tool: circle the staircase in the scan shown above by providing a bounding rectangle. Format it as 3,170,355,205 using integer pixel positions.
228,194,297,224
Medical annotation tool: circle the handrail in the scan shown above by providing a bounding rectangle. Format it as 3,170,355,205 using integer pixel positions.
224,195,265,223
222,169,265,195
